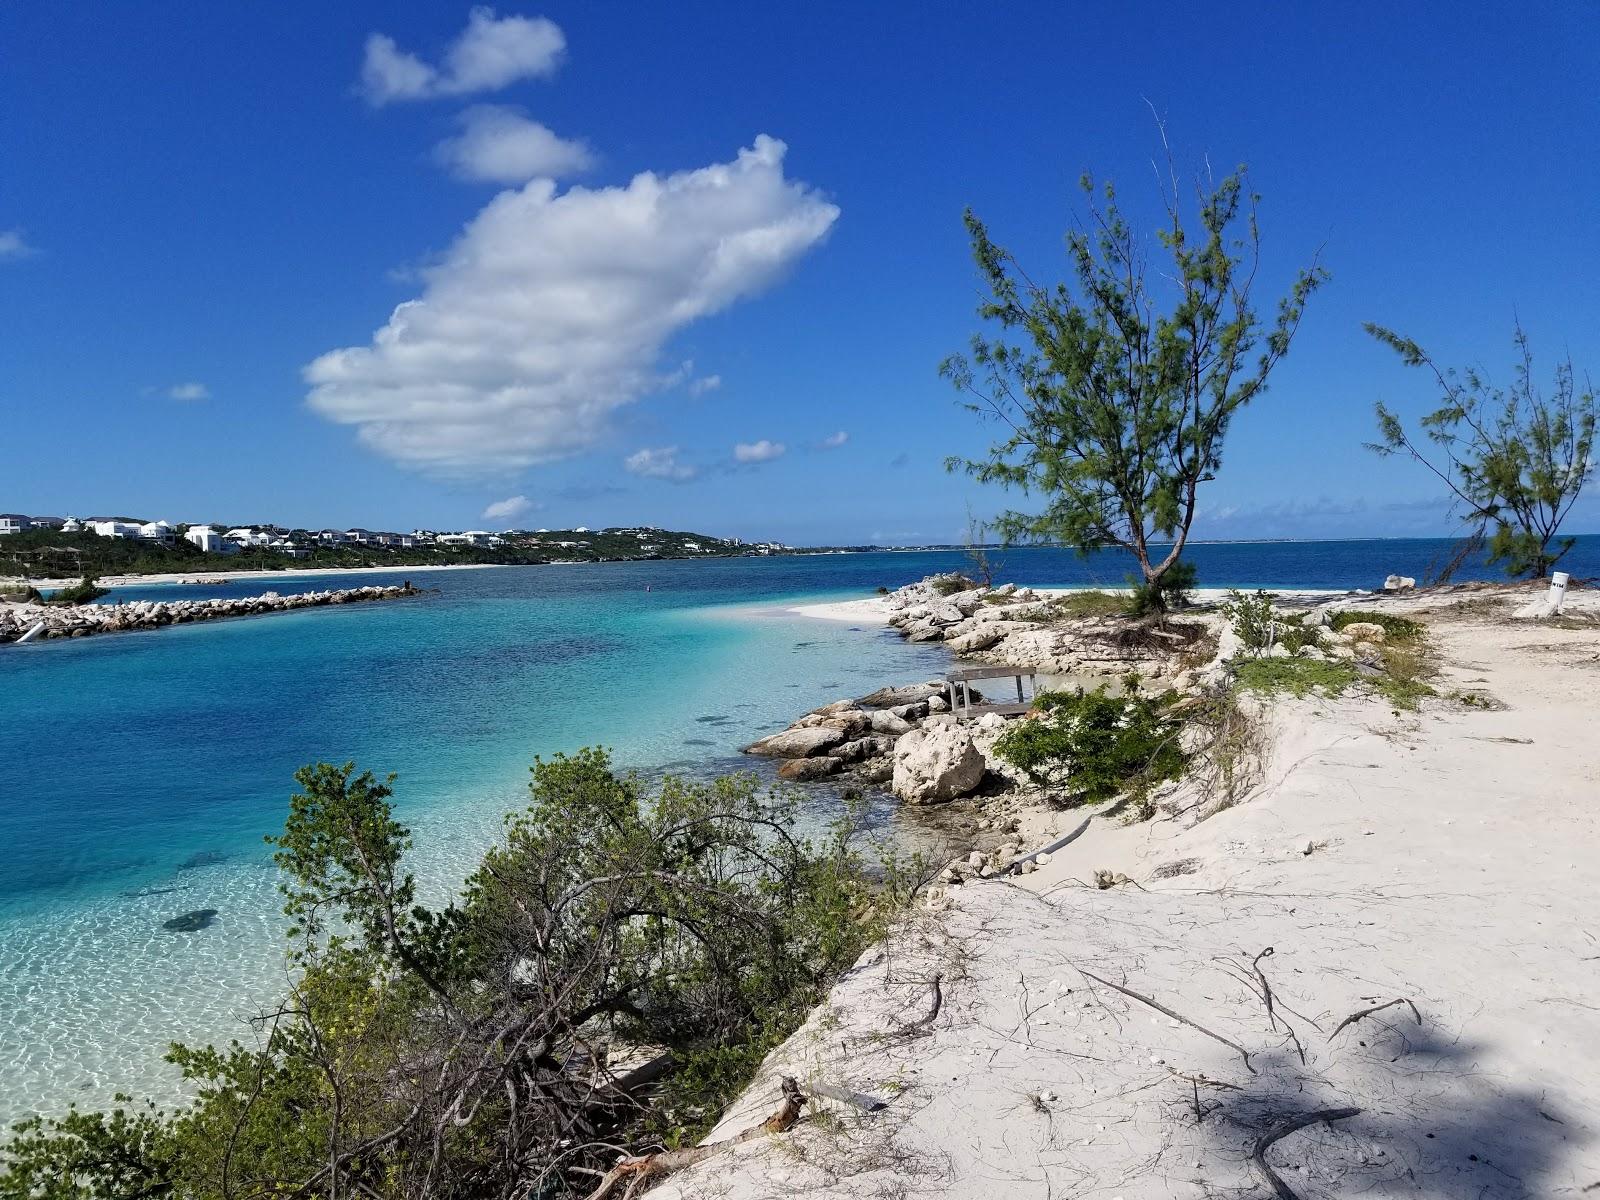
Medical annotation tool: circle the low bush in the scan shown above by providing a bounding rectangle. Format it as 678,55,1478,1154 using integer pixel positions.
1129,559,1198,615
1045,590,1134,620
1330,609,1423,643
46,576,109,605
1221,588,1277,652
929,574,978,596
1233,656,1359,698
993,685,1186,808
1374,641,1436,710
0,751,900,1199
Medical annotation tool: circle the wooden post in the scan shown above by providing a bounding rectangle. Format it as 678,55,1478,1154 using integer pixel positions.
1015,674,1024,703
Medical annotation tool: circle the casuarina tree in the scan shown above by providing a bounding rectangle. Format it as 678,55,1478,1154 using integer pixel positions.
1367,321,1596,579
941,150,1326,613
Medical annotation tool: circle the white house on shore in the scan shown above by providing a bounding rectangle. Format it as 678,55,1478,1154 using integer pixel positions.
185,524,236,554
90,519,145,539
140,520,176,543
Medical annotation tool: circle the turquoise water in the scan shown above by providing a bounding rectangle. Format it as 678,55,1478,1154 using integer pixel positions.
1,540,1595,1123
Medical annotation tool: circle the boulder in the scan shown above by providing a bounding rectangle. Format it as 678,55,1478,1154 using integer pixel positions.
820,711,873,738
891,724,987,804
947,626,1006,654
777,756,844,782
840,735,900,763
858,683,941,709
1383,575,1417,592
869,709,915,736
1341,622,1387,643
929,604,965,626
857,758,895,785
744,725,847,758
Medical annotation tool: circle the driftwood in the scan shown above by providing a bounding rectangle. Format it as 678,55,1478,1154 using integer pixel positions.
802,1081,887,1112
1251,1106,1362,1199
1330,998,1422,1040
894,972,944,1036
584,1076,806,1200
1078,968,1256,1074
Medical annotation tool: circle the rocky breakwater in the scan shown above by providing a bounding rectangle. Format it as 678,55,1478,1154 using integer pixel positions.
878,575,1218,685
0,584,419,644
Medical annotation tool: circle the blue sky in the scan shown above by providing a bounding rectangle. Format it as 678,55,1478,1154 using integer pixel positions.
2,2,1597,544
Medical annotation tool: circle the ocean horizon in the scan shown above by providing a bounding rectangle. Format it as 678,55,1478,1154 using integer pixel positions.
1,537,1594,1125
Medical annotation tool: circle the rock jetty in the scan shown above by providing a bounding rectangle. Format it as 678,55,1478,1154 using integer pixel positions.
876,575,1217,685
0,583,419,644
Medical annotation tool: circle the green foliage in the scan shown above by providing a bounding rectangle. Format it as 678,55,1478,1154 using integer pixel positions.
1367,321,1597,578
1045,589,1134,620
1233,656,1359,698
1373,641,1436,711
941,155,1326,611
993,685,1186,808
1129,559,1197,615
46,576,109,605
0,1099,174,1199
1,752,891,1199
1329,609,1423,643
0,526,763,582
1221,588,1278,652
929,573,978,596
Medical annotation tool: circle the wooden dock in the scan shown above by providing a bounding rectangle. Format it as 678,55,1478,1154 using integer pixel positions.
945,664,1039,718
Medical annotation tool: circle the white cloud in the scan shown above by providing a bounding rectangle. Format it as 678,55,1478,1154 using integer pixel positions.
168,382,210,401
817,430,848,449
687,374,722,396
305,135,838,475
624,446,698,482
361,8,566,105
734,439,786,464
0,229,36,260
483,494,534,521
435,105,593,183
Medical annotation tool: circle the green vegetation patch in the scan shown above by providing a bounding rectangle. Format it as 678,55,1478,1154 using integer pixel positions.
993,686,1186,808
0,750,908,1198
1044,590,1134,620
929,574,978,596
1233,656,1359,698
1330,610,1424,642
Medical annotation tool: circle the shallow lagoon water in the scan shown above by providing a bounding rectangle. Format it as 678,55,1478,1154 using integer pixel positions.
2,540,1595,1123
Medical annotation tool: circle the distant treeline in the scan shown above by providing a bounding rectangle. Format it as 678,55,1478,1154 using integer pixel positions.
0,528,768,579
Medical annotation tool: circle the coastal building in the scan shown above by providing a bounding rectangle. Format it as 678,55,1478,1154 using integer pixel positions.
317,529,349,545
225,527,270,548
139,521,176,543
90,519,145,539
185,524,232,553
0,514,26,536
60,516,82,533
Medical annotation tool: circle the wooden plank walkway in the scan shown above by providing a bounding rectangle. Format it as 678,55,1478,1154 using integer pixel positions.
945,665,1038,719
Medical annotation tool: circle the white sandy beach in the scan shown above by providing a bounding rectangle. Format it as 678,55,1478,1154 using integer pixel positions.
657,586,1600,1198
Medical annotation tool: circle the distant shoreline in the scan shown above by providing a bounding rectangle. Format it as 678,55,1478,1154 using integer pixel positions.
29,562,509,590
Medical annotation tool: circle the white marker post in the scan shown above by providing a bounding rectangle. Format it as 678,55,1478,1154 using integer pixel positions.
1548,571,1570,616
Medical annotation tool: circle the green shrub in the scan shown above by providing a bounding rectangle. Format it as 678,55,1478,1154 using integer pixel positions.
1330,610,1424,643
1233,656,1358,698
1221,588,1277,652
1046,590,1134,620
993,686,1186,808
929,573,978,596
1277,618,1324,655
0,751,894,1199
1130,560,1198,615
47,576,109,605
